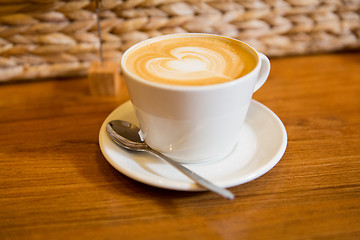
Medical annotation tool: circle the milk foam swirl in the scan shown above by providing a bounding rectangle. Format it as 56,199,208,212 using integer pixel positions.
125,36,256,86
146,46,233,81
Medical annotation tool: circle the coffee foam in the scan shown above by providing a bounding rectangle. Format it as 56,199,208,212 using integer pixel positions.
124,36,257,86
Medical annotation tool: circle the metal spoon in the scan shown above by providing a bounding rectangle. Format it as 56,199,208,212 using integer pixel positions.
106,120,235,200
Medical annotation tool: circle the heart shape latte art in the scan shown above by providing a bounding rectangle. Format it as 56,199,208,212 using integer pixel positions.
146,46,232,81
125,36,254,86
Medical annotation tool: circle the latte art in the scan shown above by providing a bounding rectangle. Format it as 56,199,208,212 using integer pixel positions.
147,46,234,81
124,36,257,86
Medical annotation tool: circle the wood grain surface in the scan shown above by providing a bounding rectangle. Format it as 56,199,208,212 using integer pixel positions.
0,52,359,240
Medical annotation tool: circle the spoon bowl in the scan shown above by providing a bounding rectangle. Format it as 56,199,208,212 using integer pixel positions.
106,120,148,151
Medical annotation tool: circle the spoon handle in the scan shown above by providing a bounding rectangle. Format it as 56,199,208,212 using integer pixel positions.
147,148,235,200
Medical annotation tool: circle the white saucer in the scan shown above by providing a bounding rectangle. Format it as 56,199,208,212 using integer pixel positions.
99,100,287,191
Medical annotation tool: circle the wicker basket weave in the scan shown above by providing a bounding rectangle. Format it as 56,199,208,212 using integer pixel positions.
0,0,359,82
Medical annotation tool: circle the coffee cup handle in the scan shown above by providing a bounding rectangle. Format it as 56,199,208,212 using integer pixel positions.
254,53,270,92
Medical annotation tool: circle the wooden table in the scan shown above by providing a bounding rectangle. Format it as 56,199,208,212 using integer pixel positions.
1,52,359,240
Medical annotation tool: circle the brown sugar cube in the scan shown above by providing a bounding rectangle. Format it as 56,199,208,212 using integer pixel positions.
88,61,120,96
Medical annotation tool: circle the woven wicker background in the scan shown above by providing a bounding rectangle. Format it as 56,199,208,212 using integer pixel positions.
1,0,359,82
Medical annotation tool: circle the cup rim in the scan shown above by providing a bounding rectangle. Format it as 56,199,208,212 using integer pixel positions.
120,33,261,91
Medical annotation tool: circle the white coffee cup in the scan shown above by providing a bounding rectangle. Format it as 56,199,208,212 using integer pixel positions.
121,33,270,164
